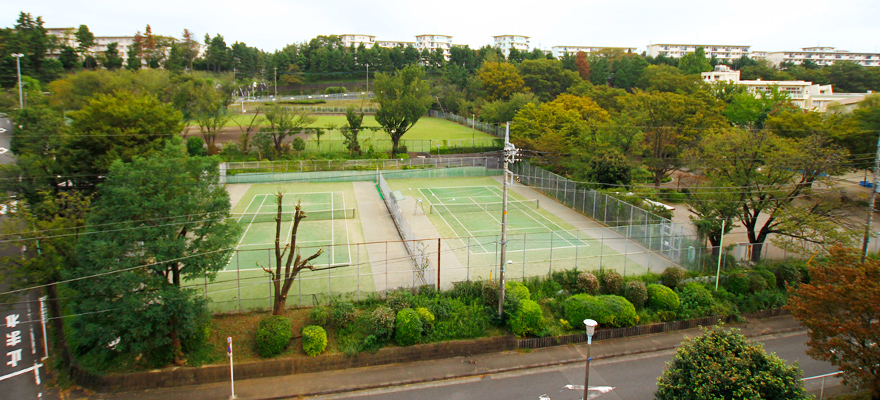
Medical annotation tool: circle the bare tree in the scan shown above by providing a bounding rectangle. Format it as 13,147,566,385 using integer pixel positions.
263,192,323,315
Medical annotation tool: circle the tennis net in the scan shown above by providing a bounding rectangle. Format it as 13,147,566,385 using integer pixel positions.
428,199,539,214
235,208,356,223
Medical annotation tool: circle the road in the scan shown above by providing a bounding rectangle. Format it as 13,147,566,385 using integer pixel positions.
323,332,836,400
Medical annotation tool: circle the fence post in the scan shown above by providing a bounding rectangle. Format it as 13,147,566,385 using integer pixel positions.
236,251,242,313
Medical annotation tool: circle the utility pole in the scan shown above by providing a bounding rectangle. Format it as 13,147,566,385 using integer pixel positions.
366,64,369,94
12,53,24,109
498,122,518,318
861,132,880,262
274,66,277,101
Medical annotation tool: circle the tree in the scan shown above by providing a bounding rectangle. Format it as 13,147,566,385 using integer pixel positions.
374,65,433,156
341,106,364,155
70,138,240,366
724,85,797,130
622,91,725,186
126,36,141,70
259,103,315,156
0,191,90,371
264,193,324,315
677,46,712,75
477,62,526,101
574,51,590,80
655,326,808,400
59,91,184,191
180,29,200,70
517,59,581,102
788,247,880,400
74,25,95,69
688,129,856,262
103,42,123,69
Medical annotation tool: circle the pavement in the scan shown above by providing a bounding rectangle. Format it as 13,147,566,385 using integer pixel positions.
91,316,807,400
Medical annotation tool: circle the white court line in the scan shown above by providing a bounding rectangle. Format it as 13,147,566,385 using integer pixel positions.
225,194,269,270
485,186,582,247
419,188,490,253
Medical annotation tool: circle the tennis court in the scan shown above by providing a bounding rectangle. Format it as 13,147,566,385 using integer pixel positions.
200,182,375,312
389,177,641,282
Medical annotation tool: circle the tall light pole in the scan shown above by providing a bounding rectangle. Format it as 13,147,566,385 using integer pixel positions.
583,319,598,400
12,53,24,109
274,66,277,101
498,122,518,317
366,64,369,94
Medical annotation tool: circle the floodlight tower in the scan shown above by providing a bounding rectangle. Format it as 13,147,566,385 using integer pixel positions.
498,122,519,317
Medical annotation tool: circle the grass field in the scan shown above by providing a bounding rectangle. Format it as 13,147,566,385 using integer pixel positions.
199,182,375,312
387,177,641,281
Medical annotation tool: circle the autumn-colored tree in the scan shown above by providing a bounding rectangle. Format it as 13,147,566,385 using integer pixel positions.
574,51,590,80
477,62,526,101
264,193,324,315
788,246,880,400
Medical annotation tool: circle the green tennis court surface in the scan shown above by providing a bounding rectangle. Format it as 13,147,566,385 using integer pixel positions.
390,177,642,281
199,183,375,312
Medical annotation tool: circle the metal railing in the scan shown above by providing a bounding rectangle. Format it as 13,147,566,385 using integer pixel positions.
428,110,506,137
377,170,435,286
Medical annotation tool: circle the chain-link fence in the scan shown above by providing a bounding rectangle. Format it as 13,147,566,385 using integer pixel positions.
428,110,506,137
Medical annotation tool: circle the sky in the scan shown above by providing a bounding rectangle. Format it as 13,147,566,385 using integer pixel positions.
5,0,880,54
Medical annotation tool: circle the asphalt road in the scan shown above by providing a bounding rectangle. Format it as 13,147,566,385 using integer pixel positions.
324,332,836,400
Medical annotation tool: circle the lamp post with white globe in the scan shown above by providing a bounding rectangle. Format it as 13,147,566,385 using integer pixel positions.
583,319,598,400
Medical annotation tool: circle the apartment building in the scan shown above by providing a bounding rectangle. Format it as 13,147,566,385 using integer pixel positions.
375,40,415,48
416,34,453,58
647,43,750,61
763,47,880,67
493,35,530,57
339,34,376,49
550,45,637,58
700,65,865,111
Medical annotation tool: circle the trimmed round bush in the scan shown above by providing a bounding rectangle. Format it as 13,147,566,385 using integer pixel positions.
510,299,544,337
749,273,768,293
255,315,292,358
370,306,396,340
661,267,685,289
599,295,639,327
647,284,681,312
394,308,423,346
301,325,327,357
307,305,330,327
753,269,776,289
577,272,600,295
563,293,605,328
505,281,531,301
773,264,802,288
602,271,624,295
624,281,648,309
725,272,751,295
386,289,414,312
415,307,435,326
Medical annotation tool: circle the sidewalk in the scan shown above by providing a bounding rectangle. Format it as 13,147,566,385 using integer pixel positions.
91,316,805,400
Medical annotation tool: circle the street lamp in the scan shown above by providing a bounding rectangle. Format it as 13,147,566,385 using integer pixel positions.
583,319,598,400
12,53,24,109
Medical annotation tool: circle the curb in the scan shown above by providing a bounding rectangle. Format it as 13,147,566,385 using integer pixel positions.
251,325,809,400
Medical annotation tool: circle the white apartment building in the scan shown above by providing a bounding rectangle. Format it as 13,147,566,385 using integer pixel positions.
763,47,880,67
700,65,864,112
493,35,530,57
647,43,750,61
415,34,453,59
375,40,415,48
339,34,376,49
551,45,637,58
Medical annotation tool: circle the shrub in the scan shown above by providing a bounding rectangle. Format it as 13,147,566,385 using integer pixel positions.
679,282,720,319
324,86,347,94
661,267,685,289
600,295,639,327
510,299,545,337
724,272,751,295
753,269,777,289
307,305,331,327
551,268,582,292
624,281,648,309
370,306,396,340
447,280,483,303
748,273,768,293
386,289,414,312
505,281,531,301
186,136,206,156
647,284,680,312
563,294,604,328
329,301,356,328
773,264,802,288
255,315,292,358
415,307,435,326
394,308,423,346
301,325,327,357
481,281,500,308
601,271,624,295
577,272,600,295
